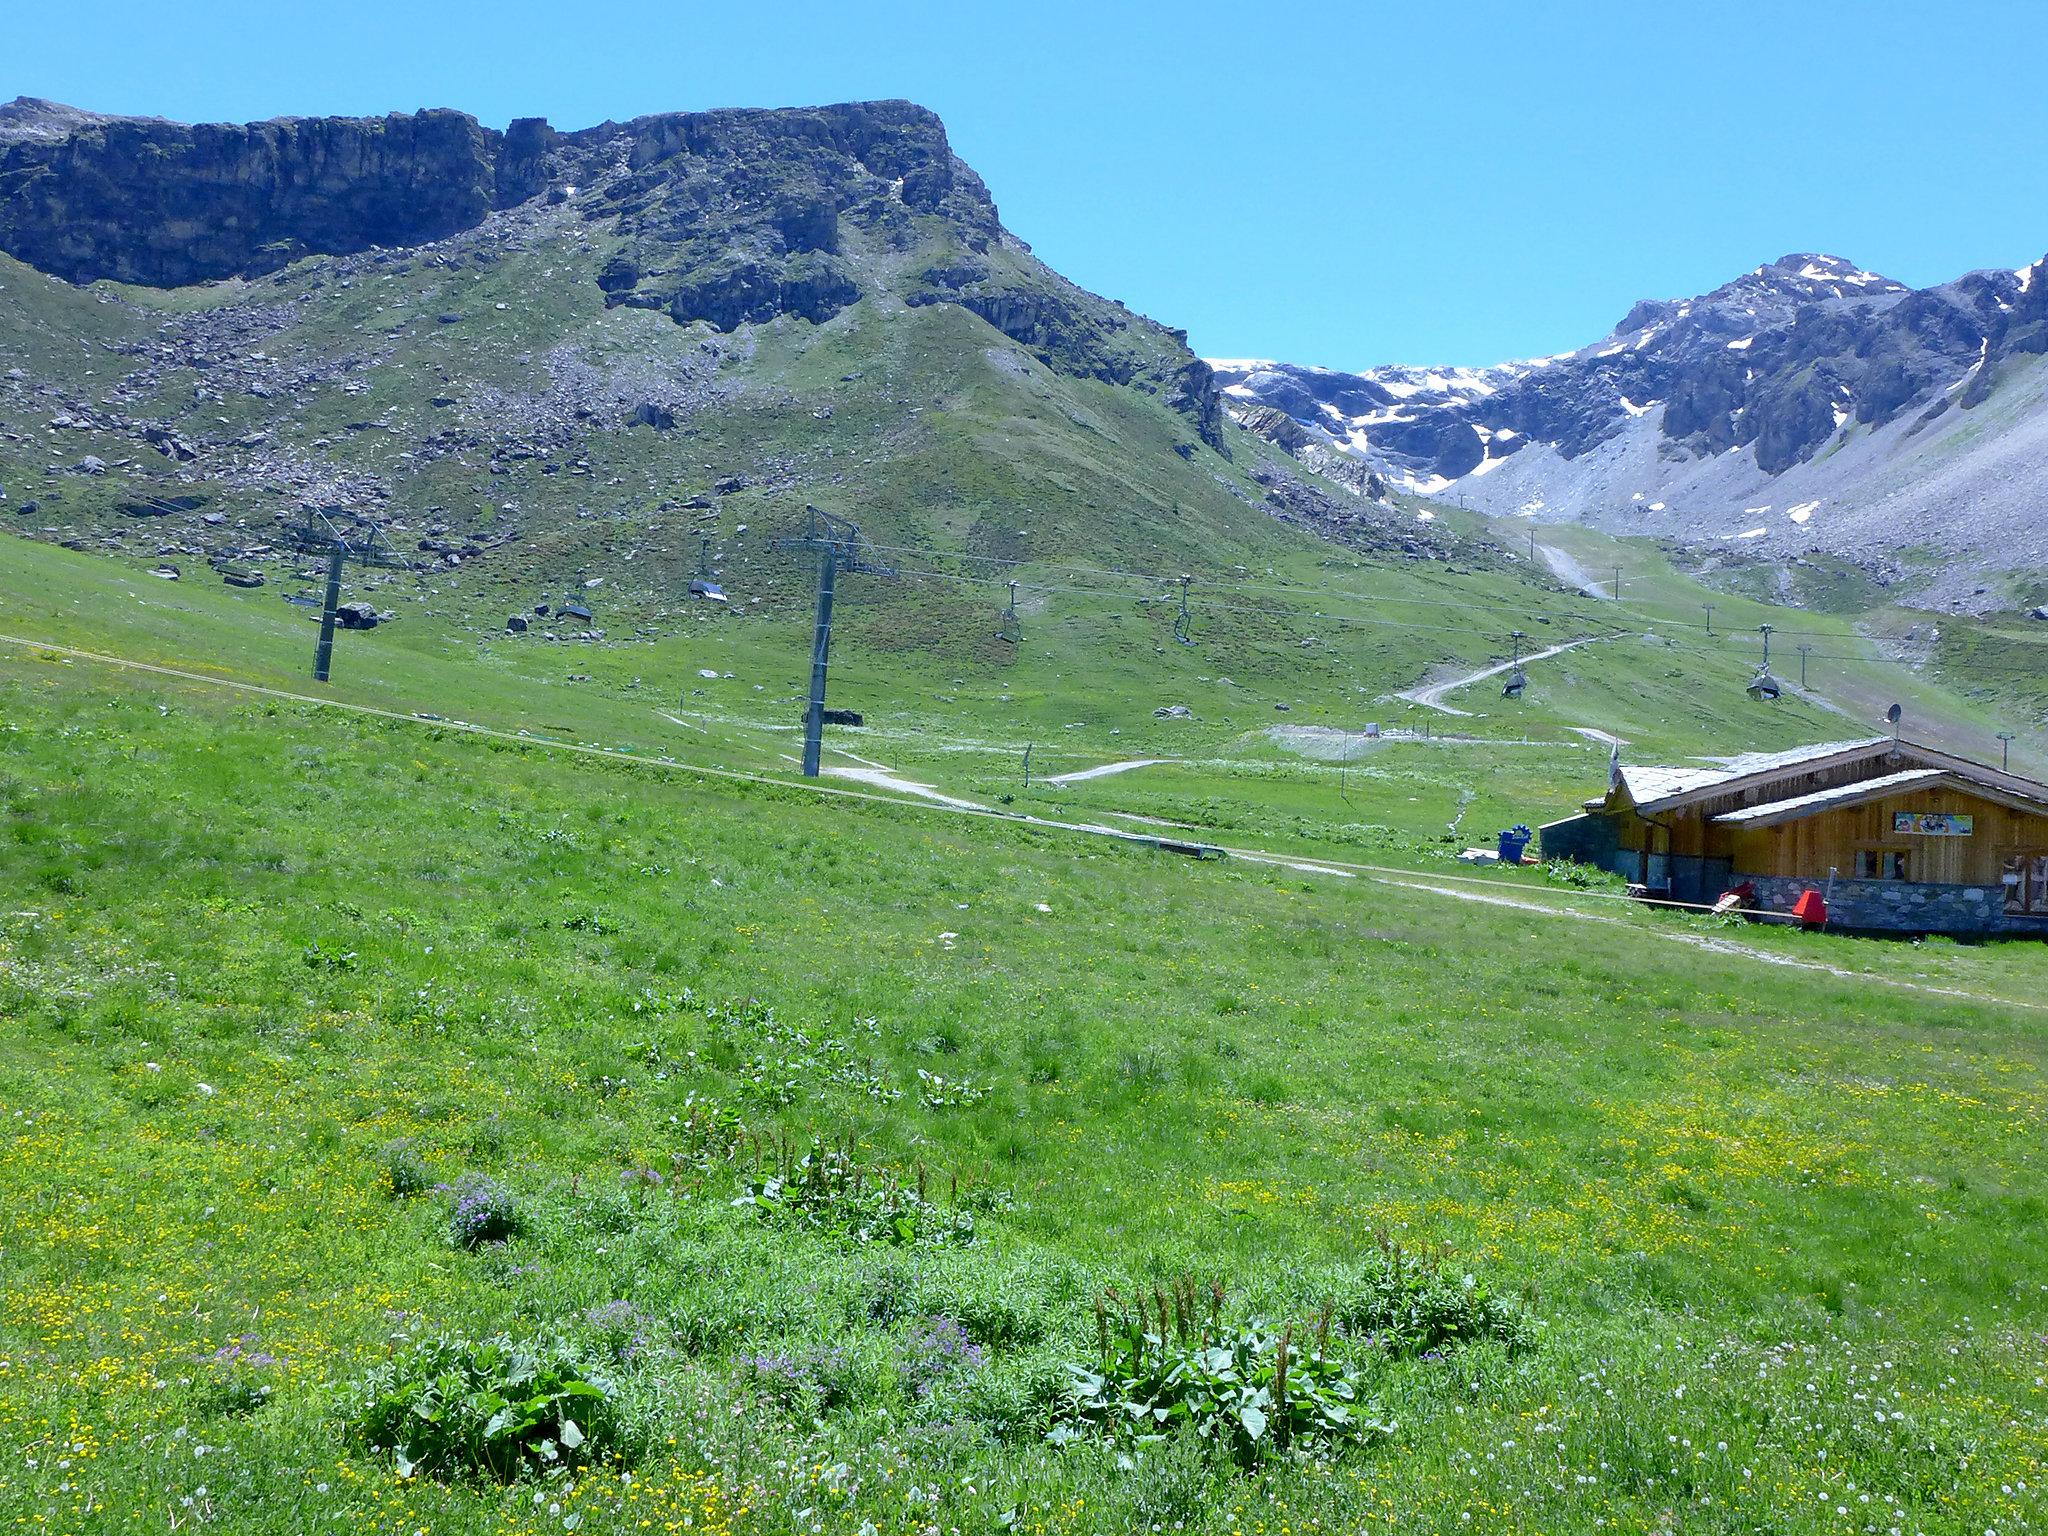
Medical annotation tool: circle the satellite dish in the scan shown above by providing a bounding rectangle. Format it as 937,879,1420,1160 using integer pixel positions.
1885,703,1902,725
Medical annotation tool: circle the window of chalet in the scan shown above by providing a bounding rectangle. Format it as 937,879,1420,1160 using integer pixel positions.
2004,852,2048,914
1853,847,1910,881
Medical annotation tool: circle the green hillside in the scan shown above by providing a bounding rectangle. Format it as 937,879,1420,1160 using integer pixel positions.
4,555,2046,1535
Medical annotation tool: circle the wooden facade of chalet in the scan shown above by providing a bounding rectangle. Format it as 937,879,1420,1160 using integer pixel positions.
1541,736,2048,935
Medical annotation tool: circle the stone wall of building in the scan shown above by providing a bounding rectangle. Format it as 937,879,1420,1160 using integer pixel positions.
1743,873,2012,934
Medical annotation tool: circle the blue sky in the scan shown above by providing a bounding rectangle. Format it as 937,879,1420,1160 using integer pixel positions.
10,0,2046,369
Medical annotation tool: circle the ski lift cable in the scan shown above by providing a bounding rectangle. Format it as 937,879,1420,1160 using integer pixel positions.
885,565,1618,642
843,536,1847,637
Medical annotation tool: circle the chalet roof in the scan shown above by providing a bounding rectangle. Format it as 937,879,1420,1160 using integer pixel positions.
1711,768,2048,828
1613,737,1890,810
1590,735,2048,818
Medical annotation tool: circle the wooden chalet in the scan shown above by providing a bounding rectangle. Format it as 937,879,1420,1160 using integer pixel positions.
1540,736,2048,935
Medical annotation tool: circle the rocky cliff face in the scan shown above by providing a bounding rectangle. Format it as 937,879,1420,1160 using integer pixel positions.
1215,253,2048,600
0,96,1224,447
0,104,499,285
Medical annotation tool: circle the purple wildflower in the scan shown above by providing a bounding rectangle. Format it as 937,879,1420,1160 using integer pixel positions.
901,1315,984,1399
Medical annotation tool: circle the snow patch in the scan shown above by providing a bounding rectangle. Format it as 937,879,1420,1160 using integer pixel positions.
1618,395,1657,418
1786,500,1821,524
1726,335,1755,350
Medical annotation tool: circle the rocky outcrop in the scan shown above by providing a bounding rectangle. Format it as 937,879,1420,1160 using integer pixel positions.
0,105,498,285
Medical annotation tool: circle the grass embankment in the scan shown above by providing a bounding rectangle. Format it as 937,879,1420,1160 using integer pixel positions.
2,596,2045,1534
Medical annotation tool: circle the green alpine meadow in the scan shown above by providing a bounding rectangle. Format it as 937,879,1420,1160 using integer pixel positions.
3,23,2047,1536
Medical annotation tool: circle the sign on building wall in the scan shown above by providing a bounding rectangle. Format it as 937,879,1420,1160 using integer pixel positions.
1892,811,1974,836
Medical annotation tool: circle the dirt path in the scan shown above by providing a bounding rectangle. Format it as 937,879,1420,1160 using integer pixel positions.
821,763,988,810
1044,757,1173,787
1537,543,1616,600
1398,636,1603,716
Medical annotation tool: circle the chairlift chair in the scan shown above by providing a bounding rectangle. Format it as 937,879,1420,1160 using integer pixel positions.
689,535,729,602
1173,574,1196,646
1501,630,1527,697
1745,624,1781,700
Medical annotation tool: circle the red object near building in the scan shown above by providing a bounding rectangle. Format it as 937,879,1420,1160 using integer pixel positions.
1791,889,1828,926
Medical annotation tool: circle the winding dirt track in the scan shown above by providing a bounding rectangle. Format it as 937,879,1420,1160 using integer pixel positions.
1396,636,1604,716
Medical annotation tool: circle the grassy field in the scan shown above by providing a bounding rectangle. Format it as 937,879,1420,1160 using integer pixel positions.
4,526,2048,1536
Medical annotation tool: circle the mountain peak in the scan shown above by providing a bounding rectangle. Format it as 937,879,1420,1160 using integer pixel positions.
0,96,122,145
1732,252,1906,298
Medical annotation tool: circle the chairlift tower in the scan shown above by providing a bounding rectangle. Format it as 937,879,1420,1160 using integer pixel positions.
1173,574,1195,646
771,506,895,777
996,579,1021,643
1502,630,1528,698
284,506,414,682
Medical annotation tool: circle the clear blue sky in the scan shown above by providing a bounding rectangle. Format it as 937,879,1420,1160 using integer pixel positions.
10,0,2046,369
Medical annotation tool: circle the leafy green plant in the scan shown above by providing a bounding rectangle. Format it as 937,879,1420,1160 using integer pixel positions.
379,1137,430,1199
1329,1237,1533,1356
915,1068,990,1108
343,1333,620,1482
1051,1281,1390,1467
733,1136,975,1247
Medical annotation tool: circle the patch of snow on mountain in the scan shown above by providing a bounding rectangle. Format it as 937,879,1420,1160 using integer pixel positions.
1726,335,1754,350
1786,500,1821,524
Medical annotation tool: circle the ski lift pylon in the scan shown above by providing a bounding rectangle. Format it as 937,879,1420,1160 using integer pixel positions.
1173,574,1195,646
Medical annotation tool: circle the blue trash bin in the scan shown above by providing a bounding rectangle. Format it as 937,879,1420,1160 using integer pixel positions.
1497,825,1532,864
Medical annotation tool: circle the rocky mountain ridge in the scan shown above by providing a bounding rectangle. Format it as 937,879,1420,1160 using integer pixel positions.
0,96,1225,449
2,97,1459,635
1214,251,2048,607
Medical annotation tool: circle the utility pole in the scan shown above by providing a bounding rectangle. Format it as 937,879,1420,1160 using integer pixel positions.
771,506,895,777
1612,565,1622,602
285,506,413,682
1797,643,1812,689
1703,602,1714,636
1022,742,1033,788
1998,731,2016,772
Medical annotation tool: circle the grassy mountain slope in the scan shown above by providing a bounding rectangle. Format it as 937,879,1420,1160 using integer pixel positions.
4,576,2046,1535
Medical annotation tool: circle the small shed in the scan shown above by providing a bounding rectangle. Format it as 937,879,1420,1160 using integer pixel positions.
1541,736,2048,935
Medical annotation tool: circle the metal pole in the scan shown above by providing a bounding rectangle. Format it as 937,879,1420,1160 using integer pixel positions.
1613,566,1621,601
1998,731,2016,771
313,544,345,682
1703,603,1714,635
1023,742,1033,788
1798,644,1811,688
800,549,839,777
